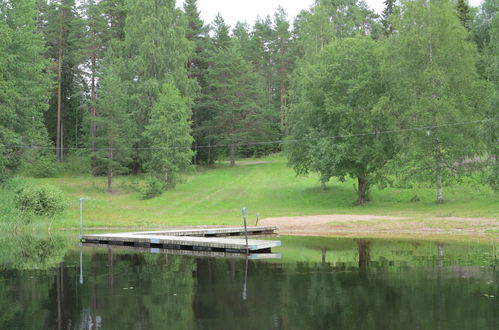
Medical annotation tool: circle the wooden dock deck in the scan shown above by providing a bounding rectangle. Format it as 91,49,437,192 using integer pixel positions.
81,226,280,254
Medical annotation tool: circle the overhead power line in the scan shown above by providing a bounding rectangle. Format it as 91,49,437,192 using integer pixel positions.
3,118,497,151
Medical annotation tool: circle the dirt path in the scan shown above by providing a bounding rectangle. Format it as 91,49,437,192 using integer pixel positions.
259,214,499,237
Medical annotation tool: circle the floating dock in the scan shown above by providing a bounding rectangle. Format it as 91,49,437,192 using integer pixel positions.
81,226,280,254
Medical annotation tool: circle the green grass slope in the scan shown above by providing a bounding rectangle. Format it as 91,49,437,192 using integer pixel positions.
14,156,497,228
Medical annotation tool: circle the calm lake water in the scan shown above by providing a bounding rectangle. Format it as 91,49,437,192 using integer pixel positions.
0,234,497,330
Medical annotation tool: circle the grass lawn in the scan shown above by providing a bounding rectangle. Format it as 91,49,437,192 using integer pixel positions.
17,156,498,229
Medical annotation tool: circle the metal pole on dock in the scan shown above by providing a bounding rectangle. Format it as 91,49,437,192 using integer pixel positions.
79,197,92,240
79,198,84,239
242,207,249,254
255,212,260,226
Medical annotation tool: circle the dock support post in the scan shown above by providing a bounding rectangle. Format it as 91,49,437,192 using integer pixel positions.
242,207,249,254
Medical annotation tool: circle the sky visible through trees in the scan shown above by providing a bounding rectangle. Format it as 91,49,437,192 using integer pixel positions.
0,0,497,203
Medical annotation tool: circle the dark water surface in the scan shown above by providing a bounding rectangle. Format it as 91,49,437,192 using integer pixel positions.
0,234,497,330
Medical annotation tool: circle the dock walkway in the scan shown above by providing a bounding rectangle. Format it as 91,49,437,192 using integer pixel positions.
81,226,280,254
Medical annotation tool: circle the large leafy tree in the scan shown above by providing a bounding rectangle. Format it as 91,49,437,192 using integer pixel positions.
0,0,51,179
474,0,499,190
287,37,397,204
143,83,193,188
386,0,490,203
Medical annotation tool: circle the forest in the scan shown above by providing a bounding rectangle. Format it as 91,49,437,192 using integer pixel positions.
0,0,497,206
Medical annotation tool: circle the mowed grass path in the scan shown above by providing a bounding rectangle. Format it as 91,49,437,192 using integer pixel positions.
29,157,498,228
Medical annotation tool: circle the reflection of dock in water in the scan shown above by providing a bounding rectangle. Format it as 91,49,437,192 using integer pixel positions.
83,242,281,259
81,226,281,255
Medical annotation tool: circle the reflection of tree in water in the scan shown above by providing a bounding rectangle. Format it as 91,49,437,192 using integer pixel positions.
0,237,497,329
0,234,70,270
192,239,498,330
0,234,71,329
69,250,197,330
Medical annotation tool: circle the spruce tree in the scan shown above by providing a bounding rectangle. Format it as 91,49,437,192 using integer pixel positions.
93,60,133,192
81,0,113,156
0,0,51,179
183,0,210,164
112,0,193,173
203,40,272,167
456,0,472,31
143,83,194,188
382,0,396,36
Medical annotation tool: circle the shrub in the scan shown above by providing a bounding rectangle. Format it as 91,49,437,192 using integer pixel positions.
15,184,67,216
140,176,164,200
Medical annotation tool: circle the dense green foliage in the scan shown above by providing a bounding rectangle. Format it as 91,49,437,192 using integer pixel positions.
0,0,51,180
143,83,193,188
288,38,398,203
0,0,497,205
15,184,66,217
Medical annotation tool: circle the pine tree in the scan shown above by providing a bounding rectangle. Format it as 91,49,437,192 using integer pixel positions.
38,0,85,161
272,7,292,129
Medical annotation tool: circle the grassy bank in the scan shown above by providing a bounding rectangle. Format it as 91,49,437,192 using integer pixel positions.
1,156,496,230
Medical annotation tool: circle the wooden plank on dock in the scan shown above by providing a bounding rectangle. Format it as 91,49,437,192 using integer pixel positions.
99,226,278,237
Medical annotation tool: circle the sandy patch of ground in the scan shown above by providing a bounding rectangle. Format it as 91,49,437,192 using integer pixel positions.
259,214,499,237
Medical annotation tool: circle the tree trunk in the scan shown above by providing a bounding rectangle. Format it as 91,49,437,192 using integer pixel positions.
90,52,97,152
279,39,287,128
56,46,63,161
436,174,444,204
107,146,113,192
207,142,212,165
60,121,64,162
357,176,368,204
229,144,235,167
